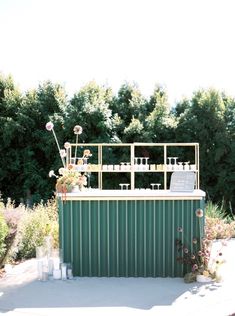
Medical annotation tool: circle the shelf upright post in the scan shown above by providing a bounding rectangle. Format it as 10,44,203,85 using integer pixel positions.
98,144,102,190
164,144,167,190
131,144,135,190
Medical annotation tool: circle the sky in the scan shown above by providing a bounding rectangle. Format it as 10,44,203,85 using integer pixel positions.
0,0,235,105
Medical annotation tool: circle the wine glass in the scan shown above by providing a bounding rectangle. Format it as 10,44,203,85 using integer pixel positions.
150,183,160,190
139,157,144,171
178,162,183,170
119,183,124,190
167,157,173,171
144,157,149,170
172,157,178,170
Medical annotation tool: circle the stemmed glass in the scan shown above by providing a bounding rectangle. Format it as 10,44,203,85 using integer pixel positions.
172,157,178,170
144,157,149,170
120,162,125,171
139,157,144,171
167,157,173,171
150,183,161,190
184,161,190,171
178,162,183,170
119,183,124,190
119,183,129,190
134,157,139,171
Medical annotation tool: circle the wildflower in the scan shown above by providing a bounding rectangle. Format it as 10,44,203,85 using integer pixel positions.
73,125,83,135
203,270,210,277
73,124,83,160
184,248,189,254
198,250,203,256
192,238,197,244
192,264,198,271
45,121,54,131
177,227,183,233
191,254,196,260
195,208,204,218
83,149,92,157
60,149,67,158
64,142,71,149
58,168,66,175
49,170,58,178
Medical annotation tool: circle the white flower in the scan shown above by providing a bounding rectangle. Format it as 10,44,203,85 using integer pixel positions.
46,121,54,131
49,170,58,178
64,142,71,149
73,125,83,135
60,149,67,158
58,168,66,175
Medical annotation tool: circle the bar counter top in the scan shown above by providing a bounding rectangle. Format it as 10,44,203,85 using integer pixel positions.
57,189,205,200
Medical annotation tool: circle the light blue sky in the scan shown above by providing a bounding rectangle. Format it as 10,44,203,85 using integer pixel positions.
0,0,235,104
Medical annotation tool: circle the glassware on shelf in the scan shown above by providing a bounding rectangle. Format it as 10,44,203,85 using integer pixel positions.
178,162,183,170
134,157,139,170
167,157,173,171
120,162,125,171
172,157,178,170
119,183,130,190
150,183,161,190
190,164,196,171
184,161,190,171
139,157,144,171
143,157,149,170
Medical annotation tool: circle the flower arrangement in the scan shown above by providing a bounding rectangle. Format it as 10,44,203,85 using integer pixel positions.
176,208,228,283
46,122,91,195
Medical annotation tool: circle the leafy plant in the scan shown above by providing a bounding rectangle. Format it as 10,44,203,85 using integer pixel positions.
0,211,8,261
17,199,58,259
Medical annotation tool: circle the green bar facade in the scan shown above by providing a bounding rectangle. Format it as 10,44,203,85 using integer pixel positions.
58,197,204,277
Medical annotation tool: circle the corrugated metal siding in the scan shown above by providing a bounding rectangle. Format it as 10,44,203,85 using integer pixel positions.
59,198,204,277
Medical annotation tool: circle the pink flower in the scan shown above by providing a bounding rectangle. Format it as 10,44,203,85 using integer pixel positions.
46,121,54,131
192,264,198,271
195,208,204,218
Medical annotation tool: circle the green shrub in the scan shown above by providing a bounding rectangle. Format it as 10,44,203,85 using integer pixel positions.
17,199,58,259
0,211,9,263
205,201,226,219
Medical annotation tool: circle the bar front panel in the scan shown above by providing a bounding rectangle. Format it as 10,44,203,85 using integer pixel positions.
59,198,204,277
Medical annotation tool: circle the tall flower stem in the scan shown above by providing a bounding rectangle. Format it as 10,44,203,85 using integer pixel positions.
52,128,65,167
74,134,79,161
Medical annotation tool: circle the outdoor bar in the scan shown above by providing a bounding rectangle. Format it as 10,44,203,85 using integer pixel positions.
57,143,205,277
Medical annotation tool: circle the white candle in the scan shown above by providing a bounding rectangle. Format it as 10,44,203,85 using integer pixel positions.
53,269,61,280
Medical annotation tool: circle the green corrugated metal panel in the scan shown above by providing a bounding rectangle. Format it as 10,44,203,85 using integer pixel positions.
58,198,204,277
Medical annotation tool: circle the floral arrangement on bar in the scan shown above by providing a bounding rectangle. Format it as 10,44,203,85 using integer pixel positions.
46,121,91,195
176,208,228,283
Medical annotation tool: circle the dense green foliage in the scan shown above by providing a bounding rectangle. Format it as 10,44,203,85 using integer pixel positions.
0,211,8,258
0,198,58,266
0,73,235,212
